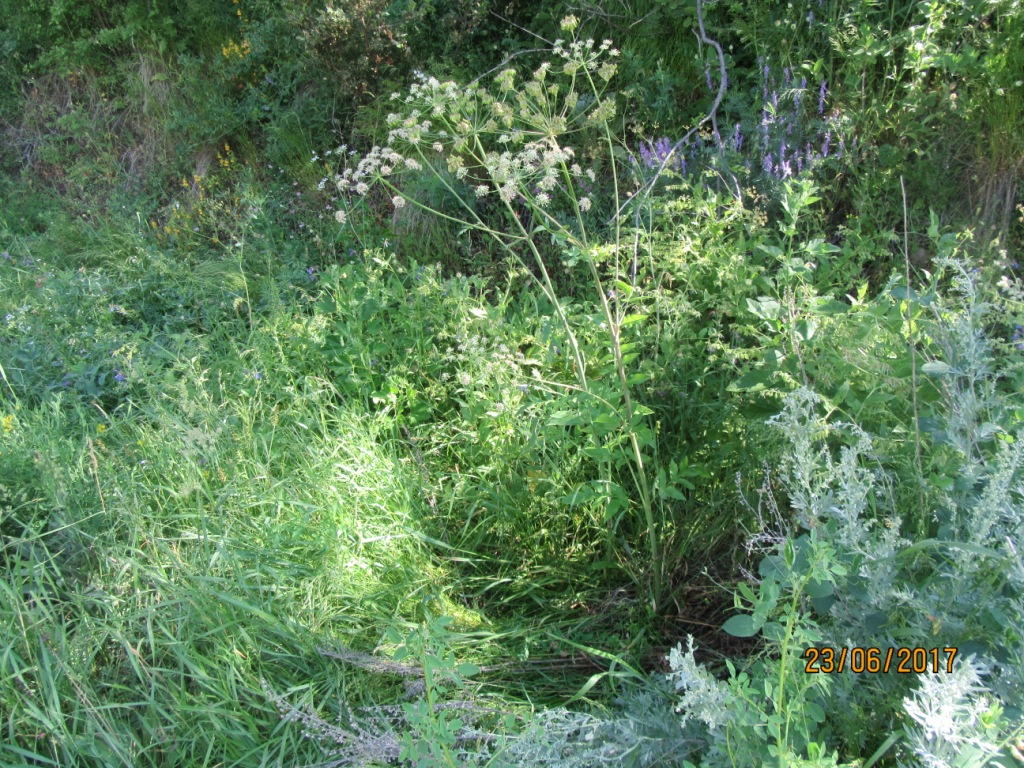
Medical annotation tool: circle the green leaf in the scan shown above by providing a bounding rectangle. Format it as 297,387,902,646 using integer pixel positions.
614,280,635,298
619,313,647,327
805,579,834,599
804,702,826,723
758,555,788,581
747,296,782,320
761,621,786,642
456,663,480,678
659,483,687,501
723,614,761,638
814,299,851,316
548,410,583,426
811,594,836,614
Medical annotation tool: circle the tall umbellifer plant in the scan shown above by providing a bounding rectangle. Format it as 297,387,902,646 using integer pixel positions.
326,15,718,608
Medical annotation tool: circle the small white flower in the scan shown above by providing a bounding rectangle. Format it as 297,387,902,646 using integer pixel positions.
355,182,369,195
334,209,347,224
475,185,489,198
392,195,406,209
535,192,551,207
579,197,592,212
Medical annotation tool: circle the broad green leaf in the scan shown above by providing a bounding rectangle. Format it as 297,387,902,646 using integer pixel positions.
619,313,647,327
723,614,761,637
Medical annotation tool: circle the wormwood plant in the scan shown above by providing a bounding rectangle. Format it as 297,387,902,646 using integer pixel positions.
325,16,703,608
667,260,1024,766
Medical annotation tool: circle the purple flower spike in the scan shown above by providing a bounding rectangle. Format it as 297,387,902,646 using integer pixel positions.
764,153,774,175
818,79,827,114
784,67,791,87
705,63,714,92
733,123,743,151
823,130,831,158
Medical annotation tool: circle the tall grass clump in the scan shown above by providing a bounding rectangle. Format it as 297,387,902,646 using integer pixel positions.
0,239,496,764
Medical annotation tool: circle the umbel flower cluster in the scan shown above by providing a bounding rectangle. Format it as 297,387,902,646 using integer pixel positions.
328,16,618,229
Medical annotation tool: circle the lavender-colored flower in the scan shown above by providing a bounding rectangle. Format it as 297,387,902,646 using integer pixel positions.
1013,325,1024,351
797,156,804,173
764,153,774,175
808,10,814,24
114,370,126,383
822,130,832,158
772,90,779,110
733,123,743,151
784,66,791,87
639,142,652,168
818,79,827,114
705,63,714,92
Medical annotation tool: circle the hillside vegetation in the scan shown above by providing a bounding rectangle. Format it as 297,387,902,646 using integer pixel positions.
1,0,1023,765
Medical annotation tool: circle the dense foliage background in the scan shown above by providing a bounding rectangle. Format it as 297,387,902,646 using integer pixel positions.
0,0,1022,765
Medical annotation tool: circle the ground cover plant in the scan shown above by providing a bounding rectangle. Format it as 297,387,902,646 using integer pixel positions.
1,0,1023,766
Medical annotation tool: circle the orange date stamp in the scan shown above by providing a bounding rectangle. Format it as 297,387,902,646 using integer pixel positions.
803,646,958,674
